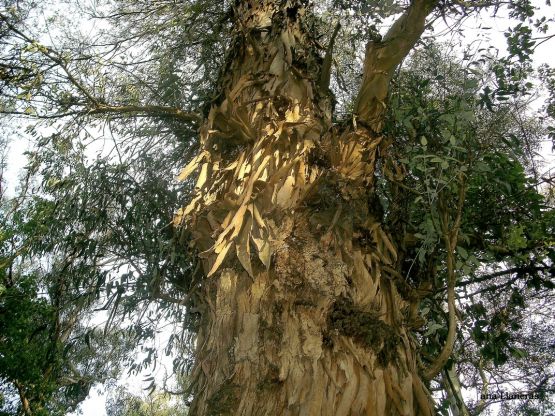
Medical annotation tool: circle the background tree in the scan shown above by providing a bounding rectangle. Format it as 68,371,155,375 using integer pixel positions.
105,386,188,416
0,0,553,415
0,138,137,415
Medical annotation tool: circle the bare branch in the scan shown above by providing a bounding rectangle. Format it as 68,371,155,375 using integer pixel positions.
355,0,438,131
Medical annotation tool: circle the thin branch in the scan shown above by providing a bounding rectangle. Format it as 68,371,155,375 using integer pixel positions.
89,104,201,123
450,0,500,8
0,13,100,106
460,274,521,298
423,176,466,381
455,265,552,289
475,358,489,414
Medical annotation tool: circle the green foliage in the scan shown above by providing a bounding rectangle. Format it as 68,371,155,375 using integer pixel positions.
383,41,555,413
0,240,131,414
105,387,188,416
0,141,140,414
0,275,60,400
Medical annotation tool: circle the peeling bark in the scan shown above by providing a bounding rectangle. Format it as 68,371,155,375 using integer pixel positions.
177,1,438,414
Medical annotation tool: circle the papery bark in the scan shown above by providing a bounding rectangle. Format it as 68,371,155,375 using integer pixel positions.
177,1,437,414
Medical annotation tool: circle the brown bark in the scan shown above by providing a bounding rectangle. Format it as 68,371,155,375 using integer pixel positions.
355,0,437,132
176,1,438,414
15,381,33,416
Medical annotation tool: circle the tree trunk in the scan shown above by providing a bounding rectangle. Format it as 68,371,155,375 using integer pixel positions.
177,1,435,414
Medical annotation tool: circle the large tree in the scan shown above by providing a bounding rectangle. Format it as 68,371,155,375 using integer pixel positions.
0,0,554,415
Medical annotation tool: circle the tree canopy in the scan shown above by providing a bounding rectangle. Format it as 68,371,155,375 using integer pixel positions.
0,0,554,415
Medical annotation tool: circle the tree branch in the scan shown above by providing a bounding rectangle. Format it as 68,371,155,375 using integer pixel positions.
423,176,465,381
14,381,33,416
423,231,457,381
455,265,552,289
319,21,341,91
0,13,202,124
475,358,490,414
443,363,471,416
89,104,201,123
354,0,438,131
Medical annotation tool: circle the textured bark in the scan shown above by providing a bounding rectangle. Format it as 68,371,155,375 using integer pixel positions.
176,1,437,414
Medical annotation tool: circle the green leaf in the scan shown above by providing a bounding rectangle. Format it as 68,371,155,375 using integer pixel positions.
456,246,469,259
510,347,528,359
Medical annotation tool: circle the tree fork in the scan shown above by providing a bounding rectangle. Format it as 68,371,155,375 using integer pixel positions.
177,1,439,414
